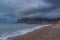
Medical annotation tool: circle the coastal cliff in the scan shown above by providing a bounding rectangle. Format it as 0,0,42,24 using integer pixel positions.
16,17,60,24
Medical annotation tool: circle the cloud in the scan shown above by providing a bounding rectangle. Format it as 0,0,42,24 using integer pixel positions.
21,0,60,19
0,0,60,22
1,0,52,17
14,0,52,18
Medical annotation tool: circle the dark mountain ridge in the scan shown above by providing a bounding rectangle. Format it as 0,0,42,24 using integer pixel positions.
16,17,60,24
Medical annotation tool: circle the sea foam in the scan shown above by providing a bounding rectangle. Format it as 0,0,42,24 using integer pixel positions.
0,24,51,40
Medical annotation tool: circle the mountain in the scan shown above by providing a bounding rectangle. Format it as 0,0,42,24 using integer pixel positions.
16,17,60,24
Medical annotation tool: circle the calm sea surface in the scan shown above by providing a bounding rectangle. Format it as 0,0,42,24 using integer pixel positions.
0,23,40,34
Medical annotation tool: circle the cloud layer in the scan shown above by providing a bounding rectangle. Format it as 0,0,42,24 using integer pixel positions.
0,0,60,22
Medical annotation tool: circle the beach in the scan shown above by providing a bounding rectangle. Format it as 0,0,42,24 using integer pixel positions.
7,24,60,40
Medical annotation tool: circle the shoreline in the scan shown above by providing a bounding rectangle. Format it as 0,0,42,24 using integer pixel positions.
7,24,52,40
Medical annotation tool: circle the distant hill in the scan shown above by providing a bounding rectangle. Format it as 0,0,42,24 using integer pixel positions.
16,17,60,24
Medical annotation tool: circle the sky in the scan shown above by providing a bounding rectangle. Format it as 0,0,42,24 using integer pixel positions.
0,0,60,23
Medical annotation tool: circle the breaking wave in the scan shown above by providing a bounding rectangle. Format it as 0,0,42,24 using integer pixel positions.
0,24,51,40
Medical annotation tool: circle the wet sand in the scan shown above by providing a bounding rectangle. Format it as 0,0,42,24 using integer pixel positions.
8,24,60,40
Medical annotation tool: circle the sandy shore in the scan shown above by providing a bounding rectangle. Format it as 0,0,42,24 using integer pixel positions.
8,24,60,40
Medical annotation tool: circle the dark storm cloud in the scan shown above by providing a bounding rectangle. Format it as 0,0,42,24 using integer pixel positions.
44,0,60,7
23,6,57,15
0,0,60,21
22,0,60,20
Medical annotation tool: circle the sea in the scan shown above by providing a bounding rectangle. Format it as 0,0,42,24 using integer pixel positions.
0,23,50,40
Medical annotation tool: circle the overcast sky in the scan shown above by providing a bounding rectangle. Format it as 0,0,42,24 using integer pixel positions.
0,0,60,23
